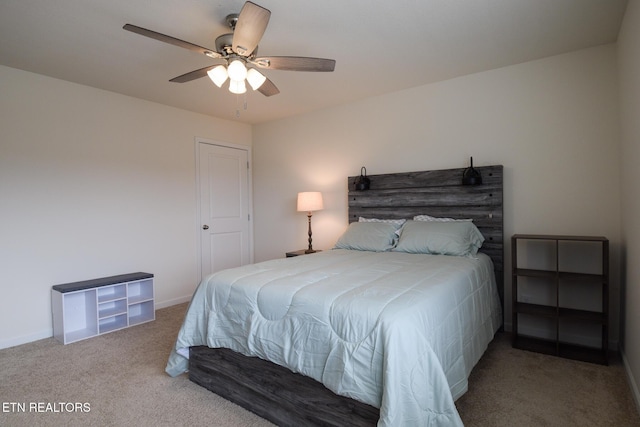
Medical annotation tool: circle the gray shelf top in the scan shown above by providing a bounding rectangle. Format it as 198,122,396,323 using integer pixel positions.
52,272,153,293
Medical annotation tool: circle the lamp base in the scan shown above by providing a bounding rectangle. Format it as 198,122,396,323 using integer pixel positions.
305,212,316,255
304,249,317,254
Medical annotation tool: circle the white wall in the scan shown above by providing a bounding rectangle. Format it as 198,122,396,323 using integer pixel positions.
0,65,252,349
618,0,640,406
253,45,621,344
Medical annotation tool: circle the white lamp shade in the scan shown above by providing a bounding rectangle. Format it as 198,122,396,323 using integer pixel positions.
246,68,267,90
297,192,324,212
229,79,247,94
207,65,228,87
227,59,248,81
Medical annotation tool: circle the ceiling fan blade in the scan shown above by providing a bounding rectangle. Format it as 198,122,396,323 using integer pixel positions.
257,77,280,97
123,24,221,59
251,56,336,72
169,65,222,83
232,2,271,56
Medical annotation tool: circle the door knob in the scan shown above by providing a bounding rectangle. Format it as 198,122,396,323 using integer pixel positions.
202,225,209,230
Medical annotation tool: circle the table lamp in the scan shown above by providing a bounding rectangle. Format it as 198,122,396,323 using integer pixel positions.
297,192,324,253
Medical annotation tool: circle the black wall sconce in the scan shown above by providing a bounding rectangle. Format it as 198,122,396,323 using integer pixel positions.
354,166,370,191
462,157,483,185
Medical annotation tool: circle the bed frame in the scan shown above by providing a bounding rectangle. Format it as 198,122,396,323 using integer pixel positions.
189,165,504,426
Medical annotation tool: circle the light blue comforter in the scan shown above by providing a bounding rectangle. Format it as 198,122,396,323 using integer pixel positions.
166,249,502,426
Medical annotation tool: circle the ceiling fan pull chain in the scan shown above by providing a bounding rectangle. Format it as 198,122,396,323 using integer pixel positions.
235,94,241,118
234,93,248,118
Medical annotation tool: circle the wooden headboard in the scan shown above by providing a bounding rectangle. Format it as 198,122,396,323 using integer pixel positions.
347,165,504,303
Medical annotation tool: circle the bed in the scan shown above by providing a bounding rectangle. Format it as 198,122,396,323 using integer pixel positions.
166,165,504,426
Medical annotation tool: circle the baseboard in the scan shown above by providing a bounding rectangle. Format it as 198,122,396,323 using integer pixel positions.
155,295,192,309
621,347,640,414
0,329,52,350
0,295,193,351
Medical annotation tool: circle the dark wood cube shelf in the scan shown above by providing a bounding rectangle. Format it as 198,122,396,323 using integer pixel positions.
511,234,608,364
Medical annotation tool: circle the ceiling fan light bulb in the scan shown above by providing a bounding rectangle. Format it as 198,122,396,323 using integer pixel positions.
227,59,248,81
207,65,228,87
229,79,247,94
246,68,267,90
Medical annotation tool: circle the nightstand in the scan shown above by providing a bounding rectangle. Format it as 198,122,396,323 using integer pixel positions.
286,249,322,257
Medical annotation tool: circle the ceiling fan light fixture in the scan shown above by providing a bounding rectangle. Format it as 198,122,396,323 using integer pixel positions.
207,65,229,87
229,79,247,94
124,2,335,99
246,68,266,90
227,59,248,81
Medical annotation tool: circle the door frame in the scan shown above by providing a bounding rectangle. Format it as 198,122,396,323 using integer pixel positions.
195,137,254,283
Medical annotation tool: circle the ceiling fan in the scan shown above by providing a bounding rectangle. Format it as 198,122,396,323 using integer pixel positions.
123,1,336,97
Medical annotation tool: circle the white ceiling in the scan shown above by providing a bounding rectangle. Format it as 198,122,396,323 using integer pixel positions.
0,0,629,124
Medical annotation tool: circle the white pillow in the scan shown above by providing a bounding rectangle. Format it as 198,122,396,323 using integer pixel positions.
359,217,407,226
413,214,472,222
334,222,401,252
393,220,484,256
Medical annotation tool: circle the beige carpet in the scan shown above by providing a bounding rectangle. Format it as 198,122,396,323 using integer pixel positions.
1,303,638,426
456,333,640,426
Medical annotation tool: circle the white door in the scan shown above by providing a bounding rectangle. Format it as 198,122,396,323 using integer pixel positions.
198,141,251,280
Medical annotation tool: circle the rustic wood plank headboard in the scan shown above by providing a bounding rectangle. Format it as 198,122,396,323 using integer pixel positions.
347,165,504,303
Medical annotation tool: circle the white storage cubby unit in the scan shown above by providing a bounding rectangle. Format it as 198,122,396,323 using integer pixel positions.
52,272,154,344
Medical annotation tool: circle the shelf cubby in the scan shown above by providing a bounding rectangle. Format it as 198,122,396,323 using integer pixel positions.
99,313,128,334
128,279,154,304
129,300,155,326
97,284,127,303
98,299,128,319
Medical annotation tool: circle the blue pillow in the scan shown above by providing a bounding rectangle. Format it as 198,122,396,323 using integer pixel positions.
334,222,401,252
393,220,484,256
